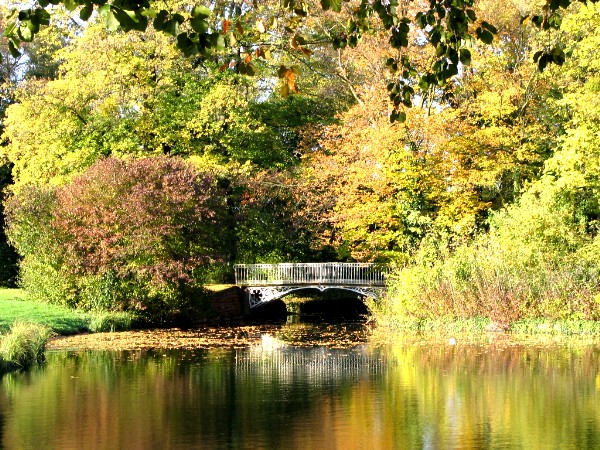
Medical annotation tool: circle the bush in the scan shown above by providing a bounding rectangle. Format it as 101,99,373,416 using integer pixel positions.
0,322,53,371
86,311,136,332
375,188,600,326
18,256,78,307
5,156,227,322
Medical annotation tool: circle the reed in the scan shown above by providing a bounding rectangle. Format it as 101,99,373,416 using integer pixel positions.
0,322,53,372
87,311,136,332
375,236,600,330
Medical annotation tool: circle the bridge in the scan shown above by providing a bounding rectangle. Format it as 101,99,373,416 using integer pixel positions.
234,263,388,308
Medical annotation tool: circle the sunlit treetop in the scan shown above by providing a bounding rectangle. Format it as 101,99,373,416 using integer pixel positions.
1,0,596,121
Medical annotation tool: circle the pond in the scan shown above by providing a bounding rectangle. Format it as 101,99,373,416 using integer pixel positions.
1,323,599,449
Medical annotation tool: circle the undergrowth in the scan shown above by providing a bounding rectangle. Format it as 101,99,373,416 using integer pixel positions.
0,322,53,373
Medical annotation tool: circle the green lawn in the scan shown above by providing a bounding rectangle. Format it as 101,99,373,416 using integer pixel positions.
0,289,89,335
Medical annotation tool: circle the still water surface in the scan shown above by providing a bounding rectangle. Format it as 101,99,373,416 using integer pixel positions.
1,323,599,450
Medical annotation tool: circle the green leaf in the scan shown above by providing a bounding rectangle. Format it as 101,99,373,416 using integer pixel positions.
435,43,446,57
435,4,446,19
537,54,548,71
8,40,20,58
191,17,209,33
481,21,497,34
34,8,51,26
106,9,120,32
459,48,471,65
214,33,225,51
238,61,255,76
332,36,347,49
321,0,341,12
551,47,565,65
476,27,494,45
17,23,33,42
548,14,562,29
390,110,406,123
64,0,78,12
153,10,168,31
142,8,158,18
98,4,110,16
165,19,179,36
172,14,185,24
80,4,94,21
177,33,198,56
192,5,211,18
131,15,148,32
3,22,17,37
430,29,441,46
113,9,139,29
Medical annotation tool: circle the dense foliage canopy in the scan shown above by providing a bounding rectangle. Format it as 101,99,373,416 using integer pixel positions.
0,0,599,323
2,0,596,121
5,156,226,320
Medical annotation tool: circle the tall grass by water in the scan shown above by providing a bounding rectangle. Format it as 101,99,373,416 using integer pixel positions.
0,321,52,373
373,234,600,334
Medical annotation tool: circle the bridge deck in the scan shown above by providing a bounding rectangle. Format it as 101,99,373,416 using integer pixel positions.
234,262,387,287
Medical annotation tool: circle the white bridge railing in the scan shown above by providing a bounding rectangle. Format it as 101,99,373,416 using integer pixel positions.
234,263,388,287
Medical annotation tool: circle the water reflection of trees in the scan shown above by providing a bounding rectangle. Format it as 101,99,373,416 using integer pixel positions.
0,342,598,449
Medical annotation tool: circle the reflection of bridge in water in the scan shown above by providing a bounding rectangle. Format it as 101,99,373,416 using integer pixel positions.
234,263,388,308
235,338,389,384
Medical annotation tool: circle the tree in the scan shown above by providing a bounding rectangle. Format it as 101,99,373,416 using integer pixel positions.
286,0,572,263
1,14,353,270
0,9,71,287
5,156,226,320
0,22,297,188
1,0,591,121
377,3,600,323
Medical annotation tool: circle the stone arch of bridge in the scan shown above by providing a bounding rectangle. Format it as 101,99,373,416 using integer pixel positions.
246,285,385,309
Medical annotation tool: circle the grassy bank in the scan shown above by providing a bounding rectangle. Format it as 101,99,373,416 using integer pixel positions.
0,288,140,376
0,289,134,334
0,289,89,334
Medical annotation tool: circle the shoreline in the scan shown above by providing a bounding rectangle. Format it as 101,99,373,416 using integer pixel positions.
46,321,600,353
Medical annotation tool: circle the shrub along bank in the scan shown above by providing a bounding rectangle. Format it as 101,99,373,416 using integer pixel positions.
5,157,226,325
372,180,600,334
0,322,52,375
